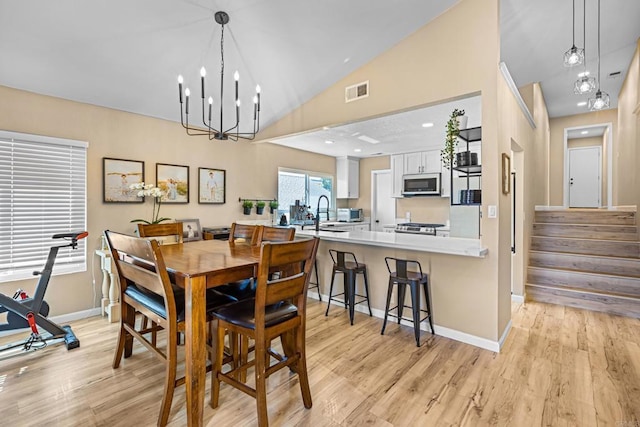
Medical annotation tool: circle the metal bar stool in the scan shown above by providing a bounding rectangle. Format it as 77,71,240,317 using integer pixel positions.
308,260,321,301
381,257,434,346
325,250,372,325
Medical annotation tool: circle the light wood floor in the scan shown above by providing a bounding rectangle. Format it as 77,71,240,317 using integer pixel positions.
1,299,640,426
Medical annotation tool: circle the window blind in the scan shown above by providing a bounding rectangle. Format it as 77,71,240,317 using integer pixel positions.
0,131,88,283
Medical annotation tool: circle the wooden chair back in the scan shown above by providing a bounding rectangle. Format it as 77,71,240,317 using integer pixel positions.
105,230,177,329
257,226,295,244
229,223,261,245
137,222,184,244
255,238,319,310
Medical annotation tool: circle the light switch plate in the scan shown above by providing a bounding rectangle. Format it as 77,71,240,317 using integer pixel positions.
488,205,497,218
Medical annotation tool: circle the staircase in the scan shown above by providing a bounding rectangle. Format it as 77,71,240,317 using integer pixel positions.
526,209,640,318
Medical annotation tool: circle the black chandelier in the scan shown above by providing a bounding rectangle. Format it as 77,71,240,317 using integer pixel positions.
177,11,261,141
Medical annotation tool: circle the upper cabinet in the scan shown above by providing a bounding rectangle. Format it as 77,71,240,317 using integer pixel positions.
404,151,440,174
391,154,404,198
336,157,359,199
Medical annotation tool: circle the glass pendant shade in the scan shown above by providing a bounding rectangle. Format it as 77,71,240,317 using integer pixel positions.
564,45,584,67
588,90,610,111
574,75,596,94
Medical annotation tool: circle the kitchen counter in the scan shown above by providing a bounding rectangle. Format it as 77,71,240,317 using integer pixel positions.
297,228,487,258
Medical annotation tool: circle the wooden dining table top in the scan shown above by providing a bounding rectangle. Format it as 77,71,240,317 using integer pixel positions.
159,239,261,287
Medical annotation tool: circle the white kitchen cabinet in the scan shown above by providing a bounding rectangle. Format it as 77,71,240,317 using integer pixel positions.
403,150,441,175
336,157,359,199
390,154,404,198
352,223,370,232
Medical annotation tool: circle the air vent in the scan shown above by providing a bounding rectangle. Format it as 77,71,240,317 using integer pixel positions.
345,80,369,103
607,71,622,79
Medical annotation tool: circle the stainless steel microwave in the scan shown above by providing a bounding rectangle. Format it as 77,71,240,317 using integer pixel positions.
337,208,364,222
402,173,441,196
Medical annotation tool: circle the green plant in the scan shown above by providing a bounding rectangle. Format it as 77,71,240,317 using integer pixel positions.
441,108,466,170
256,200,266,208
269,200,279,209
242,200,254,209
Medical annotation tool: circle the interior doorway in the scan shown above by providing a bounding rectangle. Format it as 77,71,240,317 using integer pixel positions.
371,170,396,232
563,123,612,207
568,146,602,207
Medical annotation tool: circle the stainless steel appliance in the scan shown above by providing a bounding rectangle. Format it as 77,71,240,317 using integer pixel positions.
402,173,441,196
395,222,445,236
289,200,314,225
337,208,364,222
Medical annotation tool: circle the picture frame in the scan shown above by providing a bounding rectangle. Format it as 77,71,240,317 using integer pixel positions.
198,167,226,204
156,163,189,204
502,153,511,195
103,157,145,203
176,218,202,242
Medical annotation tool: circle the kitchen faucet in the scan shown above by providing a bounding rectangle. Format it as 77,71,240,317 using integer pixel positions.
315,195,330,232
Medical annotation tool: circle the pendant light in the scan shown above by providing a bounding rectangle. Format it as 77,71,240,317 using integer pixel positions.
563,0,585,67
177,11,262,141
574,0,595,94
588,0,610,111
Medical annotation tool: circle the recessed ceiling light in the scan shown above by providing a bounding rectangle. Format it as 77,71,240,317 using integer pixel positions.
581,131,589,135
422,122,434,128
325,140,334,144
357,135,380,144
354,148,362,153
577,101,587,106
343,57,350,64
578,71,591,77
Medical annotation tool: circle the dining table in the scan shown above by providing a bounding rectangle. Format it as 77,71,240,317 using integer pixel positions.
159,239,261,427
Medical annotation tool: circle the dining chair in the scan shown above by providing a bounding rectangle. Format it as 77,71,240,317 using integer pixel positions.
256,226,295,244
211,237,320,427
104,230,235,427
229,222,261,245
137,222,184,244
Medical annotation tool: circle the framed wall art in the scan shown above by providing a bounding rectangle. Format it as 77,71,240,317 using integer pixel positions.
502,153,511,195
156,163,189,204
198,167,226,204
176,218,202,242
103,157,145,203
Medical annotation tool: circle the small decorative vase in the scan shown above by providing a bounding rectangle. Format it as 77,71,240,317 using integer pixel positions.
256,206,264,215
243,207,251,215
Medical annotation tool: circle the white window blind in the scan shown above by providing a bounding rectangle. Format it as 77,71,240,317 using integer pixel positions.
0,131,88,283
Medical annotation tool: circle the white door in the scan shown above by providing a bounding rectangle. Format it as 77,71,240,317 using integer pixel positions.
569,146,601,208
371,170,396,232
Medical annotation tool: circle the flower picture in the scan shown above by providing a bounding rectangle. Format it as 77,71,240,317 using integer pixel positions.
129,182,171,224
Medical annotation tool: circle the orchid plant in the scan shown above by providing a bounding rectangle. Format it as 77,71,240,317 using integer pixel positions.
129,182,171,224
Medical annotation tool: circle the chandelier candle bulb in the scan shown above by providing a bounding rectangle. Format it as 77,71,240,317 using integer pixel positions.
200,67,206,98
208,97,213,121
185,88,190,114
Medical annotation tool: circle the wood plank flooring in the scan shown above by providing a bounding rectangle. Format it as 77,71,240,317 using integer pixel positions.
1,299,640,426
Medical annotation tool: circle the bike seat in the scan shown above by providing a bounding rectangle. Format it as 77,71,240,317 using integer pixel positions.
52,231,88,241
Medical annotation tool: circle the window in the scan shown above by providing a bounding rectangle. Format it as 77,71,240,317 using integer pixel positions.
0,130,87,283
277,168,334,220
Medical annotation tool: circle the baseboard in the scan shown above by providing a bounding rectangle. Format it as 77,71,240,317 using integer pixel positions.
511,294,525,303
498,320,512,350
309,293,504,352
535,205,565,210
0,307,101,338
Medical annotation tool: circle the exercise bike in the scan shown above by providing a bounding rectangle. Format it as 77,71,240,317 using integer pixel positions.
0,231,88,360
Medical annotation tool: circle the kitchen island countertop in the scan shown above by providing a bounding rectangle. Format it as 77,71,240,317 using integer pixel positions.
296,229,487,258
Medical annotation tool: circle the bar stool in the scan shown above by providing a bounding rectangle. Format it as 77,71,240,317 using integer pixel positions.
325,250,372,325
381,257,434,346
308,260,321,301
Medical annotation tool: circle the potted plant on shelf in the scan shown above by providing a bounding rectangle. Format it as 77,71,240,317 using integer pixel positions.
242,200,254,215
441,108,465,170
256,200,266,215
269,200,279,214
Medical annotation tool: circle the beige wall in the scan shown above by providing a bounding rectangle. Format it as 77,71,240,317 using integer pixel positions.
617,40,640,211
548,109,618,206
0,85,336,316
257,0,507,342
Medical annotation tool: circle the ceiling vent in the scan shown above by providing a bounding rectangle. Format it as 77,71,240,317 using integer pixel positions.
607,71,621,79
345,80,369,103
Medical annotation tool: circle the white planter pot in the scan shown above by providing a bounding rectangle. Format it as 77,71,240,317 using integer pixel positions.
457,115,468,130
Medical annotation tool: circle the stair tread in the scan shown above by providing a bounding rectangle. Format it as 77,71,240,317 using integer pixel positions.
528,249,640,262
527,265,640,279
526,283,640,300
